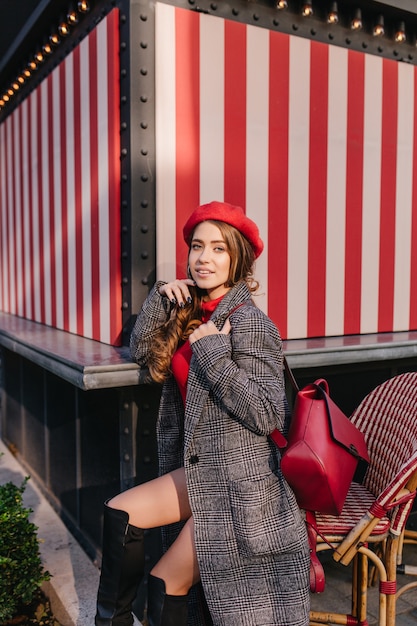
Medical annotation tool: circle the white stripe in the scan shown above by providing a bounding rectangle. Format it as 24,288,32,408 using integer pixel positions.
156,2,177,281
0,124,8,310
6,116,16,314
80,37,92,338
30,92,41,322
53,69,64,329
65,54,78,334
287,36,310,339
21,100,32,319
199,13,224,204
41,80,52,324
361,55,382,334
97,18,110,343
13,111,24,316
393,62,414,331
246,24,269,313
326,45,347,336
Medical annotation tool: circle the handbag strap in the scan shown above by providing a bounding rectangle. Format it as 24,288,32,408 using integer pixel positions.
283,356,300,393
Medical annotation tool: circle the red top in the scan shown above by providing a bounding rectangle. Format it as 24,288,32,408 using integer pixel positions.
171,295,224,405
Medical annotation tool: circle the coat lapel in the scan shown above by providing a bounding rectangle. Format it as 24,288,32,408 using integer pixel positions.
183,281,253,453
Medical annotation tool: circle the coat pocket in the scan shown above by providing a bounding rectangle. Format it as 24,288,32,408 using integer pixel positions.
228,473,303,558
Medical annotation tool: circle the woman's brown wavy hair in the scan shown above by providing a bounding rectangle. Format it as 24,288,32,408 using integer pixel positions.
147,221,259,383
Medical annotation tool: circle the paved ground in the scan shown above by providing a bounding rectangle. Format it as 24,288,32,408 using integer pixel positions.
1,438,417,625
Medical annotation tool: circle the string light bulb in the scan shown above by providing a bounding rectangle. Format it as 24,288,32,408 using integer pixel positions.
327,2,338,24
58,22,70,36
67,10,79,25
77,1,89,12
395,21,406,43
276,0,288,8
373,15,385,37
351,8,362,30
302,0,313,18
43,42,53,55
50,33,60,46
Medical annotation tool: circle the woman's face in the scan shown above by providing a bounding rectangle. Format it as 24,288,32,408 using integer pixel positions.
188,221,231,300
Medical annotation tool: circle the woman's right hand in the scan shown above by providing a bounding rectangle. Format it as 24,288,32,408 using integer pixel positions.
159,279,195,307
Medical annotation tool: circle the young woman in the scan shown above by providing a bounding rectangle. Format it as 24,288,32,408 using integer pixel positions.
95,201,310,626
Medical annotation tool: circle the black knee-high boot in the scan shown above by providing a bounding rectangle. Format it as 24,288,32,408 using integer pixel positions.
147,574,188,626
95,502,145,626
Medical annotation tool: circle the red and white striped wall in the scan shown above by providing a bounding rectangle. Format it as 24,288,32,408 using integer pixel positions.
0,9,122,345
155,3,417,341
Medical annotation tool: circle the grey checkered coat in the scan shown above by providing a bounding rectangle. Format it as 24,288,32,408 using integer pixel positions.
130,281,310,626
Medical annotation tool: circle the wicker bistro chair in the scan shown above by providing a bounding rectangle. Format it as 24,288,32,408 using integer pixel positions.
309,372,417,626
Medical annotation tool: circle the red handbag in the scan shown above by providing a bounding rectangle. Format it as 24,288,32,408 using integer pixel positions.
272,363,369,516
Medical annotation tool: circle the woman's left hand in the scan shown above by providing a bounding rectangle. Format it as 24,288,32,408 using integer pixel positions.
189,318,231,344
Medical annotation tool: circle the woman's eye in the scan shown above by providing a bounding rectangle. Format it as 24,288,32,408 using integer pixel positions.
191,243,202,250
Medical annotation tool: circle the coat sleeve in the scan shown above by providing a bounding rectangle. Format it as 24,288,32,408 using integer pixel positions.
189,307,286,437
129,281,171,368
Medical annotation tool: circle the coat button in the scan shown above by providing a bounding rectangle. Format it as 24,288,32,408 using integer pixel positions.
189,455,199,464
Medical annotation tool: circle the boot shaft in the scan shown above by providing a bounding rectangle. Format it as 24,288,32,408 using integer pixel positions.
147,574,188,626
95,503,145,626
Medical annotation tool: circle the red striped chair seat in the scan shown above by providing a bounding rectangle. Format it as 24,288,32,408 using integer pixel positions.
316,482,390,536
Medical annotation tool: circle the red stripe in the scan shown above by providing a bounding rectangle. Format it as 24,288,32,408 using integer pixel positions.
107,10,122,345
268,30,289,339
175,7,200,276
307,41,328,338
89,28,101,340
10,116,18,314
0,124,8,310
36,88,46,323
6,119,12,312
47,75,57,327
224,20,246,210
73,46,84,336
410,66,417,330
0,125,3,309
378,59,398,332
18,107,26,317
59,63,70,331
344,51,364,335
26,97,36,319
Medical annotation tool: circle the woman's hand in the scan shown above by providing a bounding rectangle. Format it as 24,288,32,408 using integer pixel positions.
189,318,231,344
159,279,195,307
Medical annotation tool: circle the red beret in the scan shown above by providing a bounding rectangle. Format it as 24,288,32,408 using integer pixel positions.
183,201,264,259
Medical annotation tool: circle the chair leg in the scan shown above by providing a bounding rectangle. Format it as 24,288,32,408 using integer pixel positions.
356,551,368,624
385,535,400,626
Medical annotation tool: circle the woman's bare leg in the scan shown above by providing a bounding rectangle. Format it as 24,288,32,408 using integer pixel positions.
151,517,200,595
107,468,200,598
108,467,191,528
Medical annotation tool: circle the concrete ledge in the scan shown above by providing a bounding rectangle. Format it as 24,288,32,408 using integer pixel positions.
0,312,139,390
283,330,417,369
0,439,141,626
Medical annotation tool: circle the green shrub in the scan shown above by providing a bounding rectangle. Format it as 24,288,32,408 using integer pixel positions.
0,476,50,622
